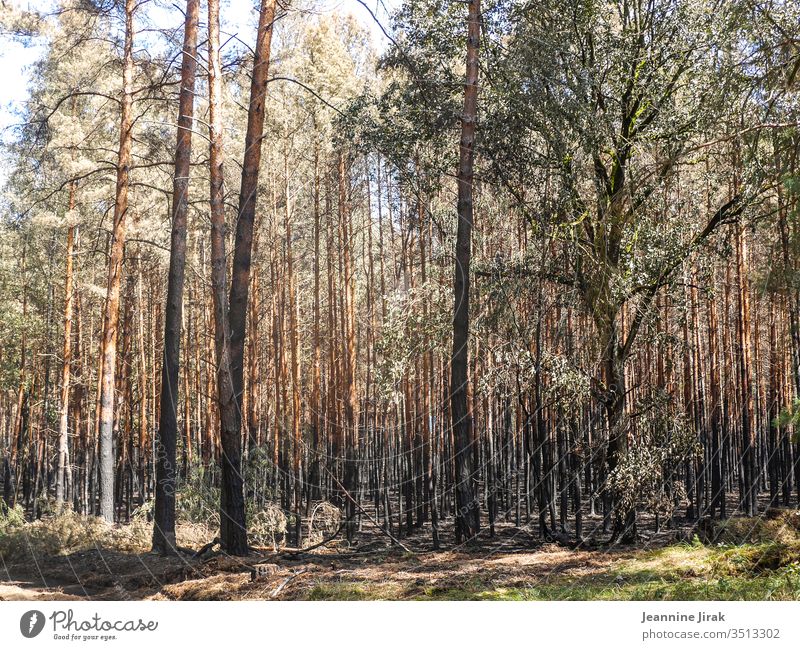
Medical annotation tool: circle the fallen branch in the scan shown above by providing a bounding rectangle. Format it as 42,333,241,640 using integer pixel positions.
270,569,307,598
282,518,348,556
191,537,220,559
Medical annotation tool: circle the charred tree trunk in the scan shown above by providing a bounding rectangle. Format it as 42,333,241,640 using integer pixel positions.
208,0,246,556
603,326,636,543
450,0,481,544
153,0,199,554
217,0,277,557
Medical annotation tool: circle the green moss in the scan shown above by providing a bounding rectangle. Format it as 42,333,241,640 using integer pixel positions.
451,578,774,600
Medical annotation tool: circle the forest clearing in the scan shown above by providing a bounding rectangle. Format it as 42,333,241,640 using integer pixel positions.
1,0,800,604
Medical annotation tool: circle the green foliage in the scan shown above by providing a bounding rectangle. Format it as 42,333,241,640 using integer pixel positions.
173,461,221,528
374,281,451,402
773,398,800,443
167,455,292,548
0,501,26,533
607,393,700,517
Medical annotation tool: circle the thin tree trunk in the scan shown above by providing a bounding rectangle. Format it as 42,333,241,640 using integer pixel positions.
98,0,135,522
56,183,77,506
284,149,302,545
152,0,199,553
208,0,246,556
736,223,756,516
450,0,481,543
217,0,278,556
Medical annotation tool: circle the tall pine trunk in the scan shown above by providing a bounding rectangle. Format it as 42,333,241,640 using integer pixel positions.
207,0,244,556
218,0,278,557
56,183,77,506
98,0,135,522
451,0,481,543
153,0,199,554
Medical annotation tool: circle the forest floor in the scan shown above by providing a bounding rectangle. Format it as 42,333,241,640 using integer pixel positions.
0,510,800,600
2,509,800,601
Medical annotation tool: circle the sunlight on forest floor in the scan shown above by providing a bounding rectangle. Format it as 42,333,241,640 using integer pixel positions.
1,509,799,601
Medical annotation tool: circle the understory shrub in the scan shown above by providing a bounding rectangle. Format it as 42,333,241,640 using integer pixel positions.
0,505,151,562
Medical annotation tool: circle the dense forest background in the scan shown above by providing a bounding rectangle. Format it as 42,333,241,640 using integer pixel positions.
0,0,799,568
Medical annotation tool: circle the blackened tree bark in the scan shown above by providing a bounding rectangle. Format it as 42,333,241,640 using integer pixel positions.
228,0,278,400
216,0,278,556
207,0,244,556
153,0,199,555
735,224,757,516
451,0,481,544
